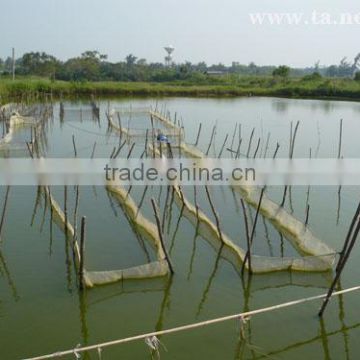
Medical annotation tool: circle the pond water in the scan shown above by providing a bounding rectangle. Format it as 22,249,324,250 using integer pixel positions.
1,96,360,359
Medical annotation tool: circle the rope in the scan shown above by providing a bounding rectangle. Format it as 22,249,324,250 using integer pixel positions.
24,285,360,360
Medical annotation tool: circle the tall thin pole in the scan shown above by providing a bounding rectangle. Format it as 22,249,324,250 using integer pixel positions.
79,216,86,291
319,216,360,316
151,198,174,274
0,186,10,241
12,48,15,81
338,119,343,159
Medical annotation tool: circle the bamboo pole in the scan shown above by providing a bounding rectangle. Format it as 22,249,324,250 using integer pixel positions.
127,142,136,159
338,119,343,159
319,216,360,316
90,142,97,159
253,138,261,158
0,186,10,241
178,127,182,158
204,186,224,243
281,186,288,207
195,123,202,146
109,146,116,159
235,138,243,159
263,132,271,158
136,185,149,217
218,133,228,158
242,187,265,274
290,121,300,159
150,198,174,274
230,123,238,152
336,202,360,273
246,128,255,158
26,142,34,159
305,204,310,227
72,135,77,157
113,140,126,159
145,129,149,157
25,286,360,360
240,199,251,273
162,186,171,233
73,186,80,240
273,142,280,159
79,216,86,291
64,186,68,234
206,125,217,156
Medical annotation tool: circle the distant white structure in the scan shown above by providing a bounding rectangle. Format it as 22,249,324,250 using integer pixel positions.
164,45,175,66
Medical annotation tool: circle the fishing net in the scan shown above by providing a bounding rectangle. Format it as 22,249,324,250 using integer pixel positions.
149,140,336,273
42,184,170,288
109,109,184,139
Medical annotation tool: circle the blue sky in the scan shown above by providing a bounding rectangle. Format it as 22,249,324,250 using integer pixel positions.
0,0,359,67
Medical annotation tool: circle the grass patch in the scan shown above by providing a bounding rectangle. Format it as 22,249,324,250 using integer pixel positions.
1,77,360,101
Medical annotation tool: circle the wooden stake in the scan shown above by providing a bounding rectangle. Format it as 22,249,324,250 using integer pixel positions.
0,186,10,241
281,186,288,207
246,128,255,158
79,216,86,291
109,146,116,159
145,129,149,157
26,142,34,158
206,125,216,156
338,119,343,159
240,199,251,273
253,137,261,158
113,140,127,159
230,123,238,151
204,186,224,242
336,202,360,272
72,134,77,157
127,142,136,159
64,186,68,234
73,186,80,240
218,134,228,158
235,138,243,159
305,204,310,227
273,142,280,159
90,142,97,159
151,198,174,274
290,121,300,159
195,123,202,146
319,215,360,316
242,187,265,274
263,132,271,158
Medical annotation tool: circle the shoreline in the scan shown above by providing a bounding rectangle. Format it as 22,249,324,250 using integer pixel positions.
1,78,360,103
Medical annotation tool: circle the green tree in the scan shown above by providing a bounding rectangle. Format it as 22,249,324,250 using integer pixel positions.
21,52,60,77
272,65,290,78
125,54,137,67
59,50,107,81
355,72,360,81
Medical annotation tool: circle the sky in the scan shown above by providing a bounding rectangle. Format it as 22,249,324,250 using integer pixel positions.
0,0,359,67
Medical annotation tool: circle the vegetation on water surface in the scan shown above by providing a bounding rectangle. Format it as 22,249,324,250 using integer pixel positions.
1,76,360,101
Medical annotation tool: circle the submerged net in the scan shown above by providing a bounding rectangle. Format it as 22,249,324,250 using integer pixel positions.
149,138,336,273
109,109,184,140
172,185,335,273
0,103,46,147
42,184,170,287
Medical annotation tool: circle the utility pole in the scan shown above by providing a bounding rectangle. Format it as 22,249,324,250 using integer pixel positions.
12,47,15,80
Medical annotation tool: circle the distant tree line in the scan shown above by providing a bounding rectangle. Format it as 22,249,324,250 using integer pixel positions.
0,50,359,82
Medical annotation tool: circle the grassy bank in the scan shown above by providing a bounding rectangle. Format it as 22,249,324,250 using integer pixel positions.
1,77,360,101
